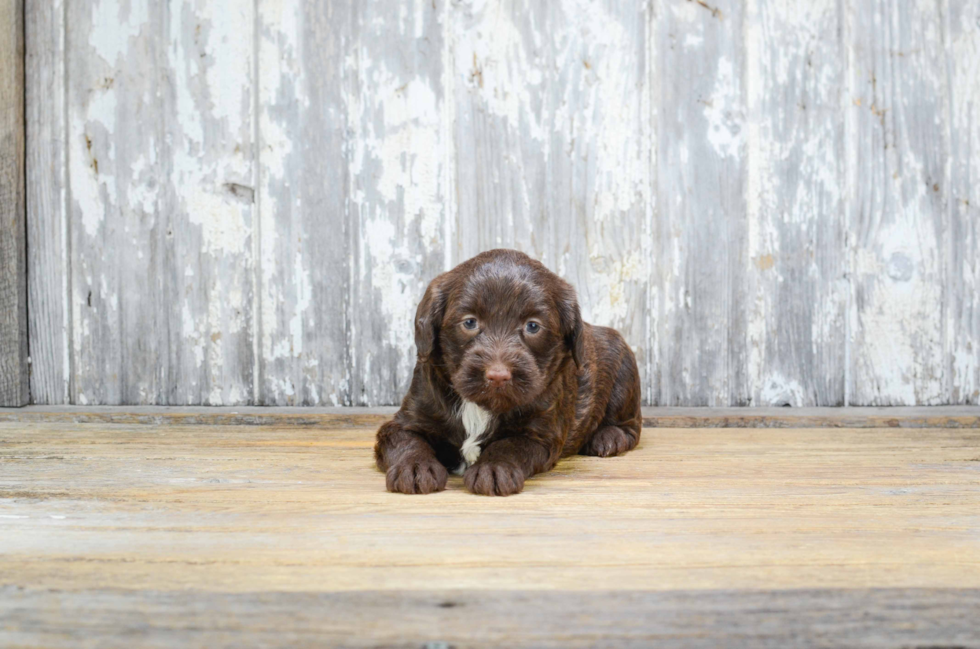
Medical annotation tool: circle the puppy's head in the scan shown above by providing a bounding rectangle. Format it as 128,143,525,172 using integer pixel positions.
415,249,583,414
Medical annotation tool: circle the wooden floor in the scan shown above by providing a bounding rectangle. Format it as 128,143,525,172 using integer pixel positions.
1,410,979,647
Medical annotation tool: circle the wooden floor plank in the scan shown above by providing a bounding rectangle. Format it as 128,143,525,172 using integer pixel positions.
2,405,980,428
1,421,979,645
3,587,979,648
1,423,978,592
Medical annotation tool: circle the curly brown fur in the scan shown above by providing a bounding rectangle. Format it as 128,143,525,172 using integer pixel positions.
375,249,642,496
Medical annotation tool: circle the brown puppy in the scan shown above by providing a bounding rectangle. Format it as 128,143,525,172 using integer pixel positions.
375,249,642,496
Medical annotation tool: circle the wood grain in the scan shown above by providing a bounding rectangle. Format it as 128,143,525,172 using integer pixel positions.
948,0,980,405
0,422,978,592
25,0,69,405
3,587,979,648
163,0,256,406
0,0,28,407
256,0,350,405
846,0,948,405
66,0,164,405
656,0,748,406
65,0,256,405
0,420,978,645
744,0,846,406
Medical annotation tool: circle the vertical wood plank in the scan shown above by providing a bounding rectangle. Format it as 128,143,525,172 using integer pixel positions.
0,0,28,407
67,0,255,405
452,0,653,400
656,0,747,406
845,0,948,405
67,0,167,404
947,0,980,404
163,0,255,404
256,0,350,405
347,0,450,406
26,0,68,404
743,0,846,406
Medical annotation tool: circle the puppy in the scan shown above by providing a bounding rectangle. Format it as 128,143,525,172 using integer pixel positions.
375,249,642,496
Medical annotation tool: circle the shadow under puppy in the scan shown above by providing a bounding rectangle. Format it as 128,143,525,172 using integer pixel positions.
375,249,642,496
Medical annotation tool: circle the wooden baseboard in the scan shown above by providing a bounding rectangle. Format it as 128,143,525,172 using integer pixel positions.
1,405,979,428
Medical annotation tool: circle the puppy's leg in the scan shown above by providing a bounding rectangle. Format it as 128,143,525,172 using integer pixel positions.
375,421,448,495
581,337,642,458
463,437,556,497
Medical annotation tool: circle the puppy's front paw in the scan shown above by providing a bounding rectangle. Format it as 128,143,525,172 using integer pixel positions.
581,425,637,457
385,458,448,494
464,462,525,496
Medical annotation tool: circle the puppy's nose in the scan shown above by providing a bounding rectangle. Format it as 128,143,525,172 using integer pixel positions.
485,364,512,387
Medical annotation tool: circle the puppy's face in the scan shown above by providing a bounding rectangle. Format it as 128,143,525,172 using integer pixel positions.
415,251,583,415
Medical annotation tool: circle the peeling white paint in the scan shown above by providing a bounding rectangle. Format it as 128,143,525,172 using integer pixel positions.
359,78,442,243
744,0,847,406
704,58,743,160
89,0,147,65
948,1,980,403
183,187,250,255
361,218,417,353
453,0,544,141
846,0,948,405
290,251,311,357
759,373,807,407
349,7,449,404
584,250,642,326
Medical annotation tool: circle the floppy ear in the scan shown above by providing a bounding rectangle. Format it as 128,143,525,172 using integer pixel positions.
414,274,448,363
557,283,585,369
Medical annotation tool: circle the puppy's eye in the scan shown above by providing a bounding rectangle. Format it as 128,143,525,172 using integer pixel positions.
525,321,541,334
462,318,478,330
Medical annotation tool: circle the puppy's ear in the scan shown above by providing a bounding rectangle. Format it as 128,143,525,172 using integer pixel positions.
557,282,585,369
414,274,448,363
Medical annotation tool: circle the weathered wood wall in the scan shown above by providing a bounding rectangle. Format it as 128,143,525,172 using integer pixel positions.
1,0,28,407
22,0,980,407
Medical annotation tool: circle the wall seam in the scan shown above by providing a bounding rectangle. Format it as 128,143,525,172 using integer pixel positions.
645,0,656,407
62,0,72,405
343,4,355,407
841,0,852,407
251,0,262,405
939,0,954,404
442,0,456,273
21,0,30,405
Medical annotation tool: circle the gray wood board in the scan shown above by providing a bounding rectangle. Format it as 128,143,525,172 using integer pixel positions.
25,0,69,405
846,0,948,405
948,1,980,404
2,587,979,649
256,0,350,405
656,0,748,406
65,0,255,405
743,0,847,406
0,0,28,407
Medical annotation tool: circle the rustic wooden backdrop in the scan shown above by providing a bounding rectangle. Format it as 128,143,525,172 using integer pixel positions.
20,0,980,407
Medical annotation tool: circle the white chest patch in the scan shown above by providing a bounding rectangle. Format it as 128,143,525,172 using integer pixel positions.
454,400,493,475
